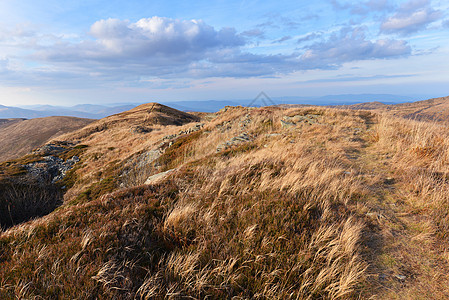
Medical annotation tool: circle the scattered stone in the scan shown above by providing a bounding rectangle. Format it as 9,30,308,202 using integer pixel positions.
145,169,176,185
179,123,204,135
281,113,321,128
24,155,81,183
216,132,252,152
163,134,178,140
239,114,252,129
216,121,232,132
384,177,395,185
394,274,406,281
163,123,204,140
280,120,295,129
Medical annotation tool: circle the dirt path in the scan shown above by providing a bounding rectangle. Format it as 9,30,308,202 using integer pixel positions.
349,117,449,299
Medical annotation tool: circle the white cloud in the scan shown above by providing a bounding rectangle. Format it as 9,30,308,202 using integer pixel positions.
298,27,411,69
0,18,413,85
381,0,442,35
81,17,244,59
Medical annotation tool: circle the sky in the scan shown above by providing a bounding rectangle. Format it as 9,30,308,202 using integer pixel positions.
0,0,448,105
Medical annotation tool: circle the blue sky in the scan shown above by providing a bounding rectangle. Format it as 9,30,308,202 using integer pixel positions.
0,0,448,105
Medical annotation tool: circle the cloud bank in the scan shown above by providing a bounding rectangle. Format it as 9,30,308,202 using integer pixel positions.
24,17,411,80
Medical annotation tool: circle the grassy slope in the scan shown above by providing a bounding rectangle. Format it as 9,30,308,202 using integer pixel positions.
347,96,449,123
0,116,94,162
1,104,449,298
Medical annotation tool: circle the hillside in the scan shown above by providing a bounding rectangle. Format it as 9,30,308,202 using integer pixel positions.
346,96,449,122
0,116,94,162
1,102,449,298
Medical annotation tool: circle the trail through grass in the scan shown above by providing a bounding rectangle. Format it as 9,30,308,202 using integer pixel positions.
349,116,449,299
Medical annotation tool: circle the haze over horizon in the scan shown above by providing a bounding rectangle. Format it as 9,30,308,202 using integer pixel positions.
0,0,448,106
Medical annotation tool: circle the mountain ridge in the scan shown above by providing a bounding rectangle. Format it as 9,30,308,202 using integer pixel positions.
1,98,449,298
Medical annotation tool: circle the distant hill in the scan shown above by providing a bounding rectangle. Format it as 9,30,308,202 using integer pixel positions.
0,104,136,119
346,96,449,122
59,102,200,143
159,94,420,112
0,116,93,162
0,118,26,128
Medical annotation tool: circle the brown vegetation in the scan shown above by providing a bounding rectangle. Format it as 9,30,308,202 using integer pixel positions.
1,101,449,298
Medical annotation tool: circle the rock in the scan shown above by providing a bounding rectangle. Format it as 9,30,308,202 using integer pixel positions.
163,123,204,140
280,120,295,129
163,134,178,140
23,155,81,183
216,132,253,152
394,274,406,281
179,123,204,135
135,150,162,169
239,114,251,128
216,121,232,132
281,113,321,128
384,177,395,185
145,169,176,185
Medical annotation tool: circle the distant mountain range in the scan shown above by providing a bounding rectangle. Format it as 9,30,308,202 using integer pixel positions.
0,104,136,119
0,94,432,118
161,94,423,112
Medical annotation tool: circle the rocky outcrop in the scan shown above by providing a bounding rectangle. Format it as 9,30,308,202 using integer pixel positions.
281,114,321,128
144,169,176,185
163,123,204,141
216,132,252,152
24,155,80,183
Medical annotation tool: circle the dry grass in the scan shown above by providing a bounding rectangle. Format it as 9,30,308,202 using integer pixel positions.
374,115,449,236
2,103,449,298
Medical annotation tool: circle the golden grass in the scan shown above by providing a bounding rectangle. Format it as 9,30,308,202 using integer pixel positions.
2,103,449,298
